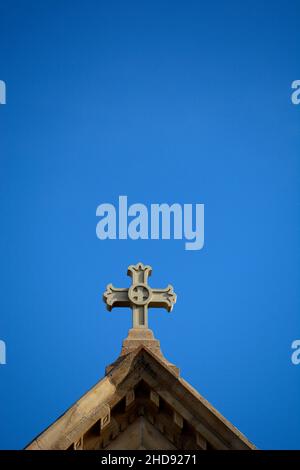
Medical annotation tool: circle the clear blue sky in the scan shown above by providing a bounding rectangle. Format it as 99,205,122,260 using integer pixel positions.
0,0,299,450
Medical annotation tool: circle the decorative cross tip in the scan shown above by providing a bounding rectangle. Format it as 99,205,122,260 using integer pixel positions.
103,262,177,329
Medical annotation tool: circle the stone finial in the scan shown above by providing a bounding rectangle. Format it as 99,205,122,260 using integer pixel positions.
103,263,179,375
103,262,176,329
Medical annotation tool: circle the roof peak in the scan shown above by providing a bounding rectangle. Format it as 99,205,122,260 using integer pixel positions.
105,328,179,376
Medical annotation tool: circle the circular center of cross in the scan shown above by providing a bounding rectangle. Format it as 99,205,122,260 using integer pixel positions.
128,284,152,306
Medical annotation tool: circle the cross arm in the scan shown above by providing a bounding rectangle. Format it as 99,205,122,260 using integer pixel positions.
103,284,130,311
149,285,177,312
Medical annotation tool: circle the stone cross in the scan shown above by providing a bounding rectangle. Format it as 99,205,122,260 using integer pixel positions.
103,262,176,329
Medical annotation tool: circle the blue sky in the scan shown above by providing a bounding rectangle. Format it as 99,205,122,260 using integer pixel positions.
0,0,299,450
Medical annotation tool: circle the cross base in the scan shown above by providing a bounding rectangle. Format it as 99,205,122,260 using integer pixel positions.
105,328,179,376
121,328,161,356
